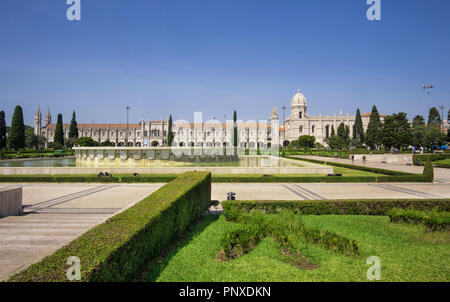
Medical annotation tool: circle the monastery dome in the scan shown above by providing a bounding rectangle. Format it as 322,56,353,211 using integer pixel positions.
291,89,307,106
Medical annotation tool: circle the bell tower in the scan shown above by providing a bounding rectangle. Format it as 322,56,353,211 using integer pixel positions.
291,89,308,120
34,105,42,136
45,107,52,127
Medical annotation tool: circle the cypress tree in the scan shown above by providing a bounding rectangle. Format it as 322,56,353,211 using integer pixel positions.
54,114,64,147
331,124,335,136
352,108,364,143
9,106,25,150
69,111,78,138
167,115,174,147
428,107,441,127
365,105,383,149
0,111,6,150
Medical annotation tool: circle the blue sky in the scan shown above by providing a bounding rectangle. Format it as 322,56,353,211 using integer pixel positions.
1,0,449,126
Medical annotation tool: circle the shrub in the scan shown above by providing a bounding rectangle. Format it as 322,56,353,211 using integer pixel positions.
222,199,450,218
387,208,450,232
423,158,434,182
0,175,120,183
221,210,359,258
413,154,450,166
9,172,211,282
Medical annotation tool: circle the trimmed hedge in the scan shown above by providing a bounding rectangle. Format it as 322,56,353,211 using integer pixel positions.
387,208,450,232
222,210,359,258
9,172,211,282
413,154,450,166
0,175,120,183
222,199,450,217
0,174,429,183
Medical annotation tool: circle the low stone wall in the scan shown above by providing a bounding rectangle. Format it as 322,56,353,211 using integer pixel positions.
353,154,413,165
0,187,23,217
0,165,332,175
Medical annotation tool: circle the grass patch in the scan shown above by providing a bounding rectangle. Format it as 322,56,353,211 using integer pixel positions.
139,214,450,282
433,159,450,169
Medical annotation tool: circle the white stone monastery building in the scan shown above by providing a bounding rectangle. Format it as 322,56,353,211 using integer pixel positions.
34,90,385,148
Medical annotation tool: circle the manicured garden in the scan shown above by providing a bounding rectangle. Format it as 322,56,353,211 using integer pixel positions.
138,199,450,282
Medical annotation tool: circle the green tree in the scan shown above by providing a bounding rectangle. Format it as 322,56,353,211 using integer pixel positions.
412,125,427,148
9,106,25,150
381,113,412,150
365,105,383,149
412,115,425,128
69,111,79,139
100,140,115,146
425,127,446,148
330,124,335,136
233,110,238,148
448,109,450,143
54,114,64,147
0,111,6,150
352,108,364,144
167,115,174,147
76,137,99,147
296,135,315,149
428,107,441,127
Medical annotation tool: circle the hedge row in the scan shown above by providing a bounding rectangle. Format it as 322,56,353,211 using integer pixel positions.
0,172,432,184
387,208,450,232
10,172,212,282
0,175,120,183
413,154,450,166
222,199,450,217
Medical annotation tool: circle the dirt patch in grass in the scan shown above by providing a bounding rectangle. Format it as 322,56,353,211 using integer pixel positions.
280,248,319,270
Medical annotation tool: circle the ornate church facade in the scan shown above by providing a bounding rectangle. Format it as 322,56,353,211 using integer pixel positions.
34,90,384,148
279,90,385,146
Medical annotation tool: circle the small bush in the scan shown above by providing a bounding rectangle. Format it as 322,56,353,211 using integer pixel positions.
413,154,450,166
220,210,359,260
423,158,434,182
387,208,450,232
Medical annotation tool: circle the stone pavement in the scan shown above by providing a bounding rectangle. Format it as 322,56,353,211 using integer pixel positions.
0,183,162,281
291,155,450,183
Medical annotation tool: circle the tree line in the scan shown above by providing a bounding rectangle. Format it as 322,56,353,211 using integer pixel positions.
0,106,80,150
289,106,449,150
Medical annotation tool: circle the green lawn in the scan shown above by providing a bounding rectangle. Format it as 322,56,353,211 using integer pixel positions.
434,159,450,168
139,214,450,282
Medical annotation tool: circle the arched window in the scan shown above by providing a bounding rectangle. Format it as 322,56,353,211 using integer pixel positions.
299,126,303,133
299,111,303,119
312,125,315,133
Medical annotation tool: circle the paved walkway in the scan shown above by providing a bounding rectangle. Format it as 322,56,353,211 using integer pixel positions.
292,155,450,183
0,183,162,281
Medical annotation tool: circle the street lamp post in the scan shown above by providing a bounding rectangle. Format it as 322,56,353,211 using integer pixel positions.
282,105,287,148
125,106,130,146
422,84,434,114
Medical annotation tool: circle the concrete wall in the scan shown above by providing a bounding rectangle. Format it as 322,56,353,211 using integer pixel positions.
0,187,23,217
